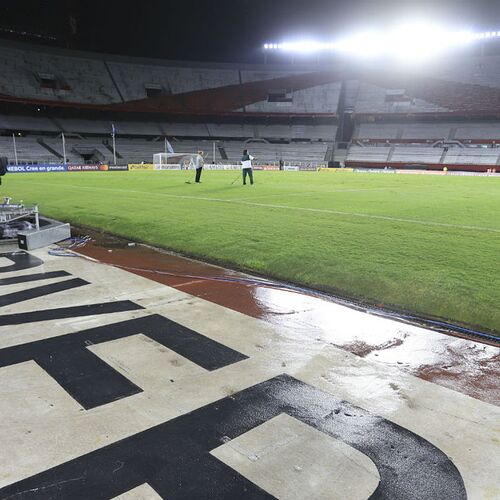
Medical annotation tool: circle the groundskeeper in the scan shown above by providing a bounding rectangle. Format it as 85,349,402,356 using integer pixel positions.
241,149,254,185
193,151,205,183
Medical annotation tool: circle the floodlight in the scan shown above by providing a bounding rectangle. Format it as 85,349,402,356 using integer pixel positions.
262,23,496,60
335,31,387,58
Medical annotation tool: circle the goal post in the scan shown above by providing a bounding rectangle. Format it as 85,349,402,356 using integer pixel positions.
153,152,199,170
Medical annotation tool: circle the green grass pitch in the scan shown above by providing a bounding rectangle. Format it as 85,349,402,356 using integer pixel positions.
5,170,500,335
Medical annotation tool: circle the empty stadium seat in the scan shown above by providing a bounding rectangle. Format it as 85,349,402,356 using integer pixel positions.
0,136,59,163
391,147,442,164
346,146,391,163
0,44,120,104
444,148,500,165
0,43,341,115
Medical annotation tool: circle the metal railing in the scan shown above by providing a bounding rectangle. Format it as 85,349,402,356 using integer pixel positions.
0,197,39,230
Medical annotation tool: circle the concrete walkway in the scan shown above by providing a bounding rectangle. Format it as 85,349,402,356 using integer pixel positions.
0,243,498,499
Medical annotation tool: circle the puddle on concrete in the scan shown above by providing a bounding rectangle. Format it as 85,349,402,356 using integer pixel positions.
75,229,500,406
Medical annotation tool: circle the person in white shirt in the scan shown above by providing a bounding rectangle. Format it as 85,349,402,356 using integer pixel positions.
241,149,254,185
192,151,205,183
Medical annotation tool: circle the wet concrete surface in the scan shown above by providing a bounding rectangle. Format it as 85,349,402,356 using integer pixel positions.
77,232,500,406
0,238,499,498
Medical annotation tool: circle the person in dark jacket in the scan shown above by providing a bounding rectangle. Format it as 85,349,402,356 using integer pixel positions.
241,149,254,185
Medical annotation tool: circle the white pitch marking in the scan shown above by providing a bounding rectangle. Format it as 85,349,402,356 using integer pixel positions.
236,187,390,201
30,182,500,234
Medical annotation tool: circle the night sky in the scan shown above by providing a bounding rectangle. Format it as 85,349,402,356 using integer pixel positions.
1,0,500,62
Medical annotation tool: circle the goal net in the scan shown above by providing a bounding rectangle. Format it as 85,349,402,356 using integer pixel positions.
153,152,198,170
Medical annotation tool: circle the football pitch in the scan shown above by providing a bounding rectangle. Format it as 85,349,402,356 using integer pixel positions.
5,170,500,335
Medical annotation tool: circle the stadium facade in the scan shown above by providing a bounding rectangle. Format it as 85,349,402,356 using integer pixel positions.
2,39,500,170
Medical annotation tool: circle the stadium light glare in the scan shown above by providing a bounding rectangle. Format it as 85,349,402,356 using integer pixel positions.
335,31,386,58
278,40,333,53
386,23,463,61
263,23,496,60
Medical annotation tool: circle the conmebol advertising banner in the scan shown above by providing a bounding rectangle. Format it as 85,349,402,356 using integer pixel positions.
67,164,109,171
128,164,155,170
108,165,129,171
7,164,110,173
7,164,68,173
